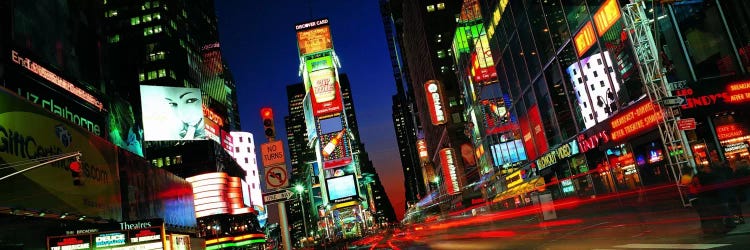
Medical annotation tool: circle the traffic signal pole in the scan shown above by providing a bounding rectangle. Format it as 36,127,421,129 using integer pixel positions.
260,107,292,250
0,152,82,182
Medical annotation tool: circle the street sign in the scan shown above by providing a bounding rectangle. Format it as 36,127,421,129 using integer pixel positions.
677,118,696,130
659,96,686,107
262,189,294,205
265,164,289,189
261,140,285,167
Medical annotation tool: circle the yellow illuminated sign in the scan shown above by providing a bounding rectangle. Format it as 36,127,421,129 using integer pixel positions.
594,0,621,36
574,22,596,57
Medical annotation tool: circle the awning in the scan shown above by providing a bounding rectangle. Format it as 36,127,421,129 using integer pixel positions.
491,177,546,203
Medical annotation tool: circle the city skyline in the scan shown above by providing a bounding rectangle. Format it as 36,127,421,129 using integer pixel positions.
214,0,407,219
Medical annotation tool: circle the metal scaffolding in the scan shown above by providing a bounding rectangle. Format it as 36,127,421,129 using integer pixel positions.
621,0,695,206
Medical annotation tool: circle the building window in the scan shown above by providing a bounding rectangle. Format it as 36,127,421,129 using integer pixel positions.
147,70,157,80
437,50,446,58
108,34,120,44
253,170,256,176
175,155,182,164
158,69,166,78
138,73,145,82
105,10,118,17
130,17,140,26
252,183,255,189
245,158,249,163
239,137,243,142
235,147,240,152
437,3,445,10
426,5,435,12
247,147,251,153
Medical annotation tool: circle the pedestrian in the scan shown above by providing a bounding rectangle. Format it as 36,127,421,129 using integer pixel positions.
694,163,734,234
680,166,698,204
716,161,743,225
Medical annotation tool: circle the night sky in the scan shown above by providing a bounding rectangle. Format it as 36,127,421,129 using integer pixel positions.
214,1,407,220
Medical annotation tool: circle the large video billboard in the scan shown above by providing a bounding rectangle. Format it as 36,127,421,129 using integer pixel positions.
140,85,207,141
118,148,197,229
326,174,358,203
296,18,333,56
566,51,621,129
108,97,144,157
0,88,121,220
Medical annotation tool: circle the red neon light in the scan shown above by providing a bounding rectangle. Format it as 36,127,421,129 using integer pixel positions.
417,139,428,161
203,105,225,127
716,124,745,141
610,101,662,142
574,22,596,57
593,0,621,36
439,148,459,195
425,80,447,125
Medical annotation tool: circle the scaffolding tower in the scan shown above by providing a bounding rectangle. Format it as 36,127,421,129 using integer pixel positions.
621,0,695,206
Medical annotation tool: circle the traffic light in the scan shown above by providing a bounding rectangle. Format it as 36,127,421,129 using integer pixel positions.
261,107,275,140
69,155,82,186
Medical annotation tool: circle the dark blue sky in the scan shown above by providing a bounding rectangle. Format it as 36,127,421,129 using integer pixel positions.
215,1,407,219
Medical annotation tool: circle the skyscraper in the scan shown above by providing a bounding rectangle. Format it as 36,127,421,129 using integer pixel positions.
284,83,316,243
381,0,427,207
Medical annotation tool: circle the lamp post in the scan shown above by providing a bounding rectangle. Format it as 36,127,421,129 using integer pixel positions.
294,184,308,239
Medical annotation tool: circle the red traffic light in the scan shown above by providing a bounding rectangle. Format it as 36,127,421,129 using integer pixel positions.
261,107,273,119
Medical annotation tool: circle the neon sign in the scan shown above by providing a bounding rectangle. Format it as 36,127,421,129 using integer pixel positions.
716,124,745,141
417,139,428,162
610,100,662,141
425,80,447,125
574,22,596,57
593,0,621,36
11,50,104,111
439,148,459,195
203,105,224,127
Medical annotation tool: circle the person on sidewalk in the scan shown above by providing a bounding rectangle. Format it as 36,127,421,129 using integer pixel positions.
680,166,699,204
732,161,750,224
694,163,734,234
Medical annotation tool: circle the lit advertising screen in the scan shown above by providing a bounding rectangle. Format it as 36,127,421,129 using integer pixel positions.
319,129,352,169
118,148,197,229
318,115,343,135
186,172,253,218
0,87,121,220
306,54,333,74
309,69,343,116
107,97,144,157
490,140,527,167
205,119,221,143
470,34,497,84
480,98,509,134
47,219,165,250
296,23,333,55
140,85,207,141
326,174,358,203
566,51,621,129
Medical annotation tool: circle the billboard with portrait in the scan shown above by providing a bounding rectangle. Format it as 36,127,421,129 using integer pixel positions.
0,88,121,220
309,69,343,116
118,148,197,229
140,85,207,141
326,174,358,203
108,97,144,157
296,20,333,56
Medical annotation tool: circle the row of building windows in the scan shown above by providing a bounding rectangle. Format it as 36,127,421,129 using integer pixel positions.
143,25,163,36
426,3,446,12
139,68,176,82
142,1,161,11
131,13,162,26
152,155,182,168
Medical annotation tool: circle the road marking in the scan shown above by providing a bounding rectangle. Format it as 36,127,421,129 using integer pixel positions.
612,243,731,249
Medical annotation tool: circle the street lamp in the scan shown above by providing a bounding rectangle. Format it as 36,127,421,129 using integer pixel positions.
294,184,308,240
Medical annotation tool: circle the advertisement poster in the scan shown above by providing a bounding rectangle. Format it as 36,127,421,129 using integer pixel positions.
566,51,621,129
107,97,144,157
297,25,333,55
0,88,121,220
309,69,343,116
140,85,207,141
319,129,352,169
118,148,197,229
326,174,358,203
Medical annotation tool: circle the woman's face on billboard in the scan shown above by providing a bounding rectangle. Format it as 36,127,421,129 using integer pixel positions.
165,90,202,126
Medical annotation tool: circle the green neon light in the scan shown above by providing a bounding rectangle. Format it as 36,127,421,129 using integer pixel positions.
206,239,266,250
452,23,485,56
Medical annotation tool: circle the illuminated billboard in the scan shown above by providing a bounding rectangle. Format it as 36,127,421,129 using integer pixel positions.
0,88,121,220
439,148,460,195
119,148,197,229
107,97,144,157
186,172,252,218
425,80,447,125
140,85,207,141
490,140,527,168
470,34,497,84
296,18,333,55
609,99,662,142
326,174,358,203
566,51,621,129
47,219,165,250
309,69,343,116
417,139,429,163
319,129,352,169
318,115,344,135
